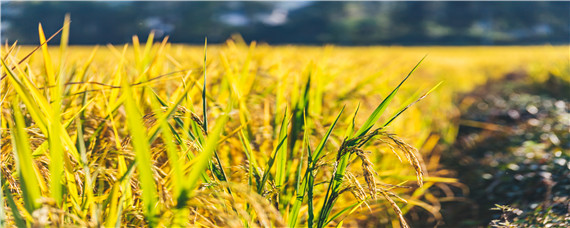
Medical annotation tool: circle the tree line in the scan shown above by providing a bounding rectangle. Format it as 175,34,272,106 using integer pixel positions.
2,1,569,45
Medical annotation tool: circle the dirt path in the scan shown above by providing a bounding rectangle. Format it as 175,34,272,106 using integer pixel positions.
438,74,570,227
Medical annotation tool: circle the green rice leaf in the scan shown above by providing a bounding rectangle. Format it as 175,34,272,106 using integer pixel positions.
353,55,426,138
258,132,288,194
202,37,208,132
383,81,443,127
150,92,184,201
0,173,5,227
122,79,158,225
275,110,289,189
288,110,311,227
2,182,27,228
324,200,364,227
8,100,42,214
185,106,229,193
313,106,344,163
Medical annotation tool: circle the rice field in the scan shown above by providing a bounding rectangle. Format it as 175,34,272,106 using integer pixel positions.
1,22,568,227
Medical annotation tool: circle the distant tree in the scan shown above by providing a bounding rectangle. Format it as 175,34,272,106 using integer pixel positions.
2,1,568,45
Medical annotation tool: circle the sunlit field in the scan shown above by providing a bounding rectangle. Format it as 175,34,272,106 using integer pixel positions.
1,22,568,227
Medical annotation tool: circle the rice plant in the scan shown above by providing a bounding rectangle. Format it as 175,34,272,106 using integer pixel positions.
1,18,568,227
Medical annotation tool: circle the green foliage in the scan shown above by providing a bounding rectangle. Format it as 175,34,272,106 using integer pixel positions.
3,2,569,45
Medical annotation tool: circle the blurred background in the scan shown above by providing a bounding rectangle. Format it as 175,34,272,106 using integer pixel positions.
2,1,569,45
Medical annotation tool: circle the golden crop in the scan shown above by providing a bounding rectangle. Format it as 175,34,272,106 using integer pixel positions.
1,24,568,227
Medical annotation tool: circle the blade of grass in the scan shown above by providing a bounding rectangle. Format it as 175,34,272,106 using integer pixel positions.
288,110,310,227
2,182,27,227
383,81,443,127
8,100,42,214
58,14,70,59
76,90,95,217
38,23,56,94
312,106,345,163
185,103,230,193
48,100,65,206
307,142,315,228
40,21,68,206
149,92,183,202
141,31,155,71
289,73,311,159
1,40,18,61
353,55,426,138
324,200,365,226
257,130,288,195
274,110,289,190
122,78,158,225
132,35,141,68
202,37,208,132
343,103,360,139
0,173,4,227
103,184,122,227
